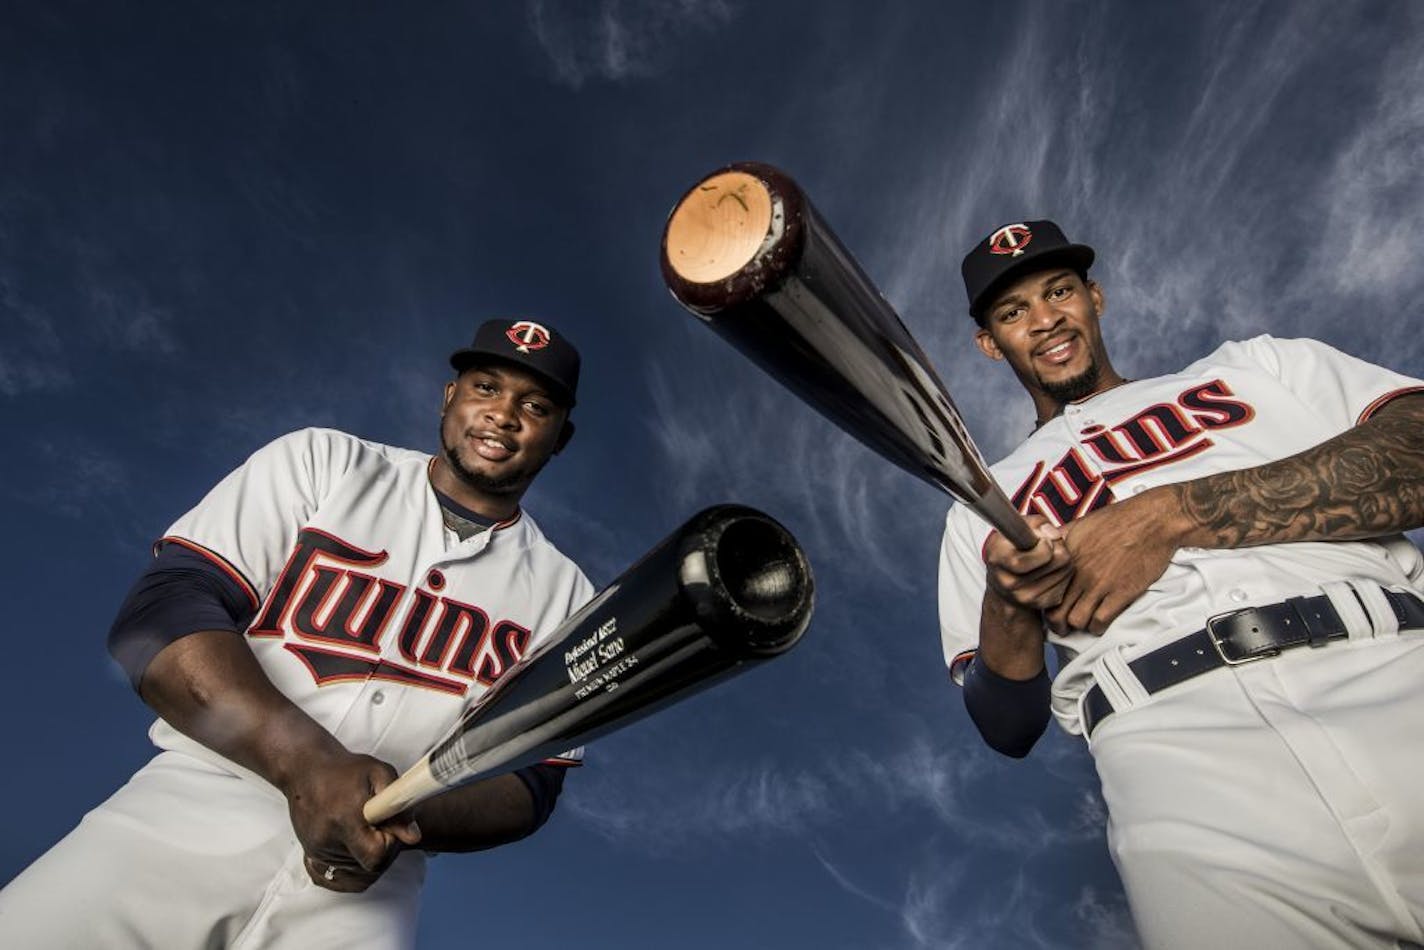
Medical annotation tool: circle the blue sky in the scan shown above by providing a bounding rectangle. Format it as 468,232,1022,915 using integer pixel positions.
3,2,1423,947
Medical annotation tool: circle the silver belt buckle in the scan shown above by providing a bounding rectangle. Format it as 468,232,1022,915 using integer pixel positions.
1205,608,1282,666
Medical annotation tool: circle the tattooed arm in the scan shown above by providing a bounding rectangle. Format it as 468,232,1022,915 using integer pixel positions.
1046,393,1424,634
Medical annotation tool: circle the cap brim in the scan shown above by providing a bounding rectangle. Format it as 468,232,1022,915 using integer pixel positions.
448,349,576,408
971,244,1095,317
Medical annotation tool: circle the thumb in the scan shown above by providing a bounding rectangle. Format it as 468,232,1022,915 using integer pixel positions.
1027,517,1063,543
384,815,423,847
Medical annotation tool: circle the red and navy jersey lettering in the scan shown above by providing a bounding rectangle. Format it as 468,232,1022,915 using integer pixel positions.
1179,379,1256,428
290,567,405,654
250,528,535,694
452,619,532,683
416,598,489,669
1027,448,1111,523
1014,380,1253,526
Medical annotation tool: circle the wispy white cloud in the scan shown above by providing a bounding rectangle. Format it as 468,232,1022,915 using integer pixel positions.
20,441,130,518
810,0,1424,467
1312,22,1424,307
0,224,184,398
0,265,71,395
527,0,736,89
566,725,1101,857
645,343,933,594
1072,884,1140,950
886,867,1139,950
811,846,904,916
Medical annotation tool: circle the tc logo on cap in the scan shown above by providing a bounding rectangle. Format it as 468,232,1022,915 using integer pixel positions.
506,320,551,353
989,224,1033,258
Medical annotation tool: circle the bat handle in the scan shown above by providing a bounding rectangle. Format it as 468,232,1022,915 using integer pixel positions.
363,756,444,824
976,488,1041,552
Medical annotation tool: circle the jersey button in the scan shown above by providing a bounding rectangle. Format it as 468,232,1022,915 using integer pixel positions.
1228,589,1249,603
371,691,386,705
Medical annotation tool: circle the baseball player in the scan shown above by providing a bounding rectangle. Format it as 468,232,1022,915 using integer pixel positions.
938,221,1424,948
0,318,596,948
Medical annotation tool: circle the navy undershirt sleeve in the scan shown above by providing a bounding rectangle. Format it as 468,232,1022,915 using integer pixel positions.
107,543,257,690
962,657,1051,759
511,763,569,830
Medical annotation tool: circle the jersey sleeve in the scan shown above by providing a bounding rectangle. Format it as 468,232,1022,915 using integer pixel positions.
1219,336,1424,430
160,428,362,600
937,503,994,687
107,543,261,688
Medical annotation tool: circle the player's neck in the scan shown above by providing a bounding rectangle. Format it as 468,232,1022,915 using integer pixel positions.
1032,368,1131,426
427,456,523,522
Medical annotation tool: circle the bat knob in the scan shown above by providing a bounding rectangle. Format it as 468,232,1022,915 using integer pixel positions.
678,505,814,657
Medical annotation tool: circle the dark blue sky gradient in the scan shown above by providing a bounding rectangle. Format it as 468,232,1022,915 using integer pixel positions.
4,3,1423,947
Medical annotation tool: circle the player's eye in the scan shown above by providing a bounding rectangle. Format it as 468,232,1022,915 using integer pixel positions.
1048,285,1070,300
523,400,551,417
998,306,1023,323
472,380,497,395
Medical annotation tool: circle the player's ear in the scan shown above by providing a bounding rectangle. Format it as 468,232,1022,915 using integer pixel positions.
442,380,457,411
1088,279,1105,317
974,326,1004,361
554,418,575,453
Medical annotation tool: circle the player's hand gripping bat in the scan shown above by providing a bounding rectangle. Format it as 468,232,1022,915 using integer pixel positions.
364,504,813,823
659,162,1038,552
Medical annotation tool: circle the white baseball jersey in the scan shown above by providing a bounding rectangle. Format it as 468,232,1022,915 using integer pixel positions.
938,336,1424,948
0,428,595,950
155,427,594,775
938,335,1424,734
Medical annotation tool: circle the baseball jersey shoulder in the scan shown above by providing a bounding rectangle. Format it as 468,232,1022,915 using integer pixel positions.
1184,335,1424,428
162,428,428,596
505,511,597,605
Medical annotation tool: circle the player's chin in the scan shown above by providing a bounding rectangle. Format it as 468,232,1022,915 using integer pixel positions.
463,458,536,495
1033,350,1089,382
1037,361,1100,404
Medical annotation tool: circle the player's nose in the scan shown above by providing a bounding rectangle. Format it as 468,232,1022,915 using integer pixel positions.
1028,300,1065,331
481,395,520,428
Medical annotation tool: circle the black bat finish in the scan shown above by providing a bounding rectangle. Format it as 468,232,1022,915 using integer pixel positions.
661,162,1036,550
426,505,813,787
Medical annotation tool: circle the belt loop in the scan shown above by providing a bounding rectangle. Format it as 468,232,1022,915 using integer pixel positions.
1351,581,1401,639
1321,581,1373,641
1090,648,1150,716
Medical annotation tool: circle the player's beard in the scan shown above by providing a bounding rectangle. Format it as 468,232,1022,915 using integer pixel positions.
441,429,549,497
1038,353,1103,405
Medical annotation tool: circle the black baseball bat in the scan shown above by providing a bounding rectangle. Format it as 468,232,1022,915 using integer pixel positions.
660,161,1038,551
365,504,813,822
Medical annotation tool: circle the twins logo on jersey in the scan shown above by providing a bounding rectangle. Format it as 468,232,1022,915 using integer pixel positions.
1012,379,1254,525
248,528,531,696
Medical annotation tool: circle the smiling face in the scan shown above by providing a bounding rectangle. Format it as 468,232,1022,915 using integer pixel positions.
974,267,1123,423
432,361,573,519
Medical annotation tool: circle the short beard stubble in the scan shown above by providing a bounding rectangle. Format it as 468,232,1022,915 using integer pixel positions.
1038,354,1103,406
440,425,546,497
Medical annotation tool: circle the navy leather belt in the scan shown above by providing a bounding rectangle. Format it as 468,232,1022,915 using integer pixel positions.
1083,589,1424,736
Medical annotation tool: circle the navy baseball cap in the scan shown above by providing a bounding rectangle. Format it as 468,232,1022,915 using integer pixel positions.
961,220,1095,320
449,319,581,407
